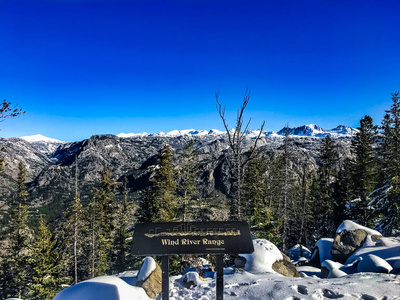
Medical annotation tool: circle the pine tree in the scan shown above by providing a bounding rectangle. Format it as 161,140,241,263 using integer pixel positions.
29,216,62,300
112,177,133,273
149,144,177,222
243,157,281,244
372,93,400,235
332,160,353,228
0,162,31,299
349,115,378,225
88,167,117,277
297,163,314,248
310,135,339,240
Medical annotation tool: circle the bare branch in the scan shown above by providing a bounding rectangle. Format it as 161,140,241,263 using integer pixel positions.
216,93,235,151
242,120,266,168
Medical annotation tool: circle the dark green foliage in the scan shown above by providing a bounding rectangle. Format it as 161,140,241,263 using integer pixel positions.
310,135,339,240
138,145,177,222
349,115,378,226
0,163,31,299
88,167,118,277
58,193,87,284
243,157,281,245
380,93,400,181
332,160,353,228
372,93,400,235
111,177,135,274
29,217,65,300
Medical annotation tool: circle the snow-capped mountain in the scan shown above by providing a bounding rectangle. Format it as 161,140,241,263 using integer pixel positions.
117,125,356,139
276,124,357,138
20,134,66,155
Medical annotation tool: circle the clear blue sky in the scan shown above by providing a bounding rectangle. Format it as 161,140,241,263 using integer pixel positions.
1,0,399,142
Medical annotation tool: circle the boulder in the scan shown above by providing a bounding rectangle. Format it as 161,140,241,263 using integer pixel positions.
309,238,333,268
234,256,247,268
272,254,301,278
183,271,205,288
137,258,162,298
331,229,367,263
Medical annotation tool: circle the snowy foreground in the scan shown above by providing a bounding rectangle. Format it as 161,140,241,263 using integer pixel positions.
53,221,400,300
52,269,400,300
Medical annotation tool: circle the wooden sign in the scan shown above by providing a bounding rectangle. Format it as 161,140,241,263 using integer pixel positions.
131,221,254,255
131,221,254,300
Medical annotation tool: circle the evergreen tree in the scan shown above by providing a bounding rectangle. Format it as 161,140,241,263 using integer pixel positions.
55,156,87,283
297,163,314,248
380,93,400,179
332,160,353,228
349,115,378,225
279,128,300,251
88,167,117,277
112,177,133,273
372,93,400,235
149,144,177,222
310,135,339,240
29,216,63,300
243,156,281,244
0,163,31,299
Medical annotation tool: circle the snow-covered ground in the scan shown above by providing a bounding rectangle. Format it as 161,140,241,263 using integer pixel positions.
53,267,400,300
54,221,400,300
166,271,400,300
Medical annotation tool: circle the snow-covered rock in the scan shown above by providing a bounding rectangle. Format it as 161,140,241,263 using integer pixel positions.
53,276,150,300
137,257,156,282
321,260,344,278
137,257,162,298
183,271,204,288
240,239,283,273
357,254,393,273
336,220,382,247
310,238,333,267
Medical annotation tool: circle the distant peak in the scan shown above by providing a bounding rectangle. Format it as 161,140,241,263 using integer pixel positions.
20,134,65,143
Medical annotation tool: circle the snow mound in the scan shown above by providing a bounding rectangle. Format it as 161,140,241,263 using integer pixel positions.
241,239,283,273
357,254,393,273
137,256,156,282
53,276,150,300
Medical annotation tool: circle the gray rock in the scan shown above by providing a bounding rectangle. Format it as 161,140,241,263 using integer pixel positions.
331,229,367,263
234,256,247,268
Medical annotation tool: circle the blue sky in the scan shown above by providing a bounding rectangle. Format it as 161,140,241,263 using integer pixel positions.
1,0,399,141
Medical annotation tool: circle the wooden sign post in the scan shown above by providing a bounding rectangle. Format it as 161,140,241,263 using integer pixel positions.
131,221,254,300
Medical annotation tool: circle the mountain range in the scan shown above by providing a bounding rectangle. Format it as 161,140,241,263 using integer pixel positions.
0,124,356,222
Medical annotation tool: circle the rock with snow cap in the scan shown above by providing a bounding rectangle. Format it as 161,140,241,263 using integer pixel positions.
136,257,162,298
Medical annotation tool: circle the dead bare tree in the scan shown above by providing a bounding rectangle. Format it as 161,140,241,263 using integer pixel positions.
216,90,265,220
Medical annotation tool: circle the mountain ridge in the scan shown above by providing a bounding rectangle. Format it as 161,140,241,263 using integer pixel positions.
18,124,356,145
